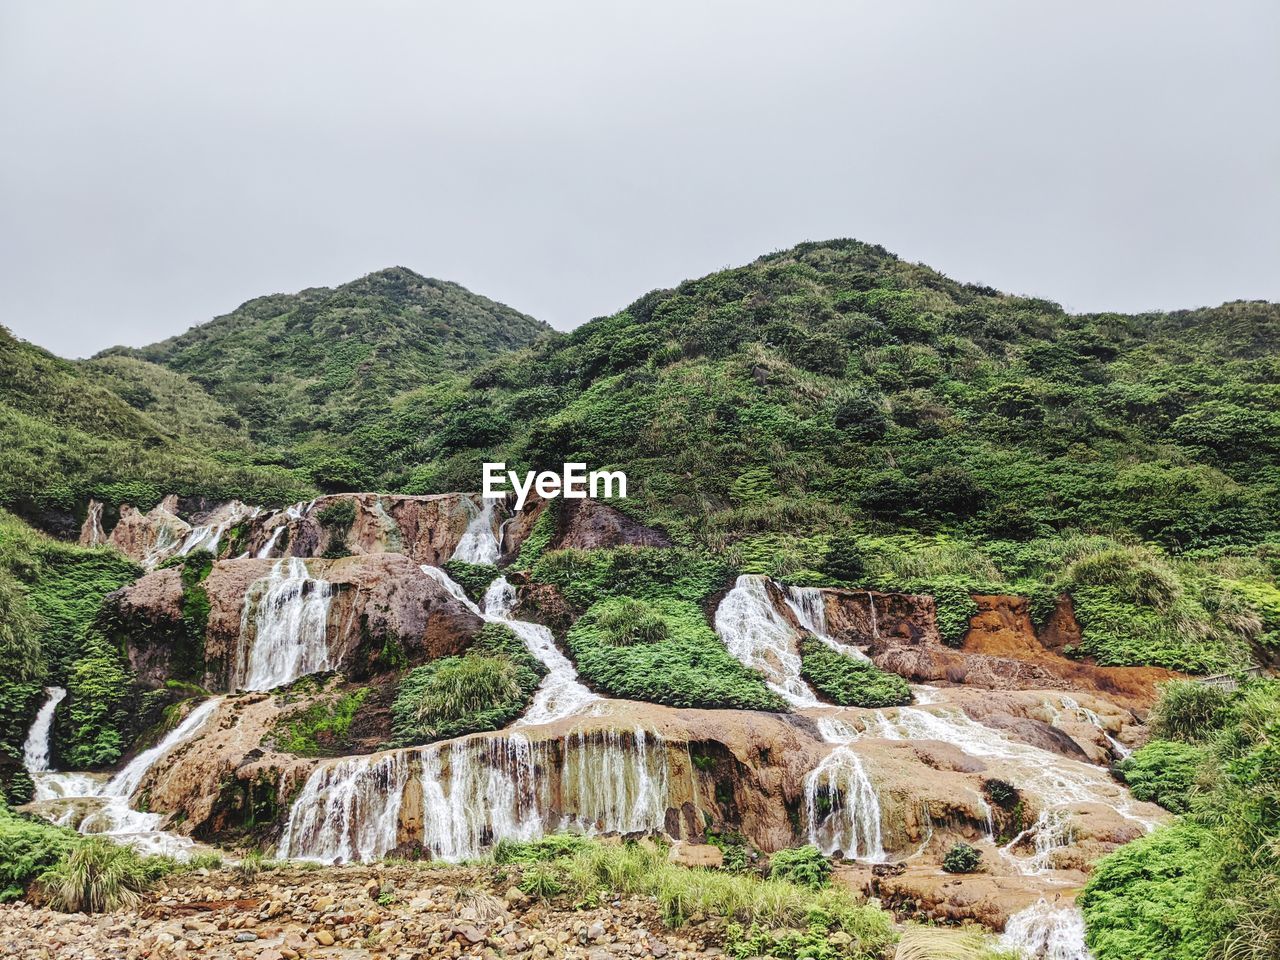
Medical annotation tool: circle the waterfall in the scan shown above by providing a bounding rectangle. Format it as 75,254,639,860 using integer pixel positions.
783,584,873,662
999,900,1092,960
104,698,223,800
853,696,1162,872
29,698,221,858
560,726,669,835
277,752,412,863
484,576,600,725
235,558,334,691
420,735,545,861
714,575,818,706
803,748,885,860
23,686,66,774
178,502,258,559
279,725,673,864
452,497,501,565
420,565,598,726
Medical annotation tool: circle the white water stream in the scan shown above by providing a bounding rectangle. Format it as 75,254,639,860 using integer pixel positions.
452,497,502,565
714,575,819,706
1000,899,1092,960
235,557,334,691
22,692,222,857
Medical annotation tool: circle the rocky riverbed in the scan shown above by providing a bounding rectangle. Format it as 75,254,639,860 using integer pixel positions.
0,864,723,960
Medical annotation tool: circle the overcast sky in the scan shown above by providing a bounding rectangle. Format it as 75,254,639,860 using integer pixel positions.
2,2,1277,358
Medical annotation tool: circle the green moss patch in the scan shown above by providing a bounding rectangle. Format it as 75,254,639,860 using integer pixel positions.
798,637,911,708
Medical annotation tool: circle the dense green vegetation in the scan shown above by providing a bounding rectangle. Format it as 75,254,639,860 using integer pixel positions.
1081,679,1280,959
108,268,549,492
0,803,75,902
390,623,546,745
798,637,911,707
0,325,315,528
567,597,787,711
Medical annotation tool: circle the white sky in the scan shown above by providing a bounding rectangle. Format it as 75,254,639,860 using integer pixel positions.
2,1,1277,357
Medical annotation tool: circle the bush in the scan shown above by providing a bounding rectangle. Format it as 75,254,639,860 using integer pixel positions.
567,597,787,711
983,778,1019,810
36,838,161,913
931,585,978,648
441,560,501,602
1117,740,1208,814
1148,681,1233,742
530,547,733,609
767,846,831,889
594,598,669,646
798,637,911,707
941,842,981,873
0,805,76,902
390,623,545,745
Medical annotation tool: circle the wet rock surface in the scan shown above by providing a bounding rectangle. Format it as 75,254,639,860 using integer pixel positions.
0,864,723,959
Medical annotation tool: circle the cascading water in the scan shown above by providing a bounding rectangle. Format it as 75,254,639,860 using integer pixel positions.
452,497,501,565
783,584,873,662
25,698,221,857
999,899,1092,960
1056,695,1131,759
714,575,818,706
235,557,334,691
803,747,885,860
277,752,412,864
280,724,674,863
257,524,286,558
483,577,600,725
420,565,598,725
419,734,545,862
850,697,1160,873
178,502,259,559
22,686,65,774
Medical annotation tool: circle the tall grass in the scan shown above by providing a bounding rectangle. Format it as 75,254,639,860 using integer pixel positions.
36,838,156,913
412,656,522,726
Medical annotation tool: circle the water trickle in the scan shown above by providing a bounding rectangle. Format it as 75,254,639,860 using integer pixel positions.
1058,695,1131,759
714,575,818,706
999,900,1092,960
23,687,66,774
257,524,286,559
453,497,501,565
105,698,223,800
867,592,880,641
235,558,334,691
278,752,412,863
178,502,258,559
782,585,873,663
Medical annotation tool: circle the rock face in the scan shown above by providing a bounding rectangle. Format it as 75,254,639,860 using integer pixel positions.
242,493,479,566
819,589,1175,712
554,499,673,551
105,496,192,566
109,553,485,692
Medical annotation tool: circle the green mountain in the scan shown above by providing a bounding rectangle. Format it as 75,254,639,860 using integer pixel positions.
106,267,550,489
0,325,314,535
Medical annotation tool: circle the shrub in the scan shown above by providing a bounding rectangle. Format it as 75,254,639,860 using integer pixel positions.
36,838,157,913
798,637,911,707
1117,740,1208,814
0,805,76,902
530,547,733,609
941,842,981,873
820,533,867,584
567,597,787,711
931,585,978,648
594,597,669,646
767,846,831,890
1148,681,1233,742
389,623,545,745
983,778,1019,810
518,863,565,899
441,560,501,602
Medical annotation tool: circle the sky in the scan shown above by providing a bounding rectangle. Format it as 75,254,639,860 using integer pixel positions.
1,2,1277,359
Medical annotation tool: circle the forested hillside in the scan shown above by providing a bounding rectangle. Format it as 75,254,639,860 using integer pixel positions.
105,267,550,489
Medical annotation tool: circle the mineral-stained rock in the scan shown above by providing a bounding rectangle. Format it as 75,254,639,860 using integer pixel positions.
107,497,191,566
110,553,485,691
553,499,672,551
